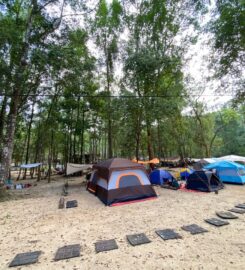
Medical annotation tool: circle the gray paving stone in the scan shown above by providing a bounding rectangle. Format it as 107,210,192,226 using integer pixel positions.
235,204,245,209
127,233,151,246
95,239,118,253
9,251,41,267
229,208,245,214
181,224,208,235
54,244,80,261
156,229,182,240
205,218,229,227
66,200,78,208
216,211,238,219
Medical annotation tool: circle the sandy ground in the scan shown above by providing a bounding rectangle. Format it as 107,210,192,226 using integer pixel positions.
0,176,245,270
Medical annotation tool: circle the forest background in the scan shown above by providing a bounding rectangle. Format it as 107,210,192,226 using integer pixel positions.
0,0,244,181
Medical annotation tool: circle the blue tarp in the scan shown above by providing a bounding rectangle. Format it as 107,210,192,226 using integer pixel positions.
149,169,175,185
20,163,42,169
204,161,245,184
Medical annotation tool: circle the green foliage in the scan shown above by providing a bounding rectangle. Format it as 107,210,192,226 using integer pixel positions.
209,0,245,105
0,0,244,169
210,0,245,74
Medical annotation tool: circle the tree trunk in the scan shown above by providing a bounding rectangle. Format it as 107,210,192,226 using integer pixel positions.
146,123,154,160
34,122,41,163
65,131,69,164
157,119,162,158
48,130,54,183
0,96,7,157
208,125,224,157
108,109,113,158
37,165,41,182
80,108,85,163
2,94,20,180
105,44,113,158
135,114,142,161
1,1,36,181
205,146,210,158
23,102,35,179
104,131,107,159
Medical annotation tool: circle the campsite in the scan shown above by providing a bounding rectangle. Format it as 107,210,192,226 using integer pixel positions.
0,0,245,269
1,157,245,269
0,172,245,269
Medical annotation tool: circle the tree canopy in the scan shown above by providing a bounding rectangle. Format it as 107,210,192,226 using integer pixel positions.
0,0,244,183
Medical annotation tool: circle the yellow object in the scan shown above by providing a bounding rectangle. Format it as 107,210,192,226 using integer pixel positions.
176,168,191,178
132,158,160,165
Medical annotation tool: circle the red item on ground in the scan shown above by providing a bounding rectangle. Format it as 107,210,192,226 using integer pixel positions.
111,197,157,207
179,184,205,193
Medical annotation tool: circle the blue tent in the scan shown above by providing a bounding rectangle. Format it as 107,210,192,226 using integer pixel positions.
179,168,195,180
186,171,223,192
204,161,245,184
149,169,175,185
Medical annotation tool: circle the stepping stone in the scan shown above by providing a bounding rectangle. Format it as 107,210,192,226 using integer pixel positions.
181,224,208,235
156,229,182,240
66,200,78,208
9,251,41,267
205,218,229,227
235,204,245,209
216,211,238,219
95,239,118,253
229,208,245,214
127,233,151,246
54,244,80,261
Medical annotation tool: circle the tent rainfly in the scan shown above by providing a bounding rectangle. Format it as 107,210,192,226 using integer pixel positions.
18,163,42,181
20,163,42,169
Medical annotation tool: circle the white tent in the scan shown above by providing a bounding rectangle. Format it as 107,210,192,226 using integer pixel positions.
216,155,245,164
66,163,92,176
192,158,217,163
201,158,217,164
